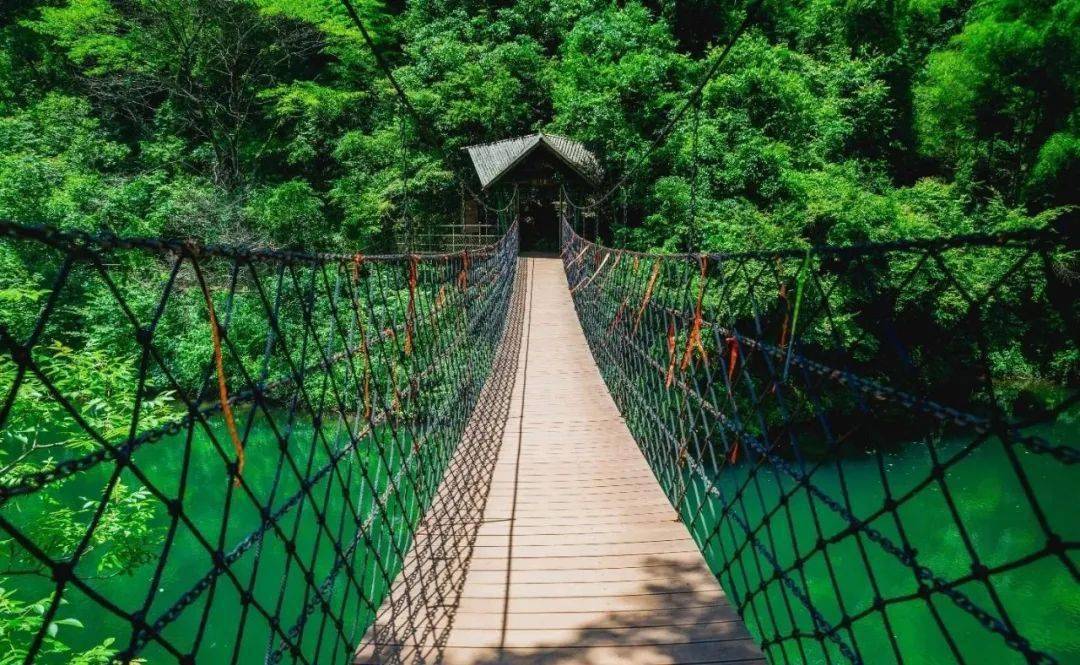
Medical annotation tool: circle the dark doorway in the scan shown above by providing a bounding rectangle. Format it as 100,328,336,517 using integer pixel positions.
519,189,558,253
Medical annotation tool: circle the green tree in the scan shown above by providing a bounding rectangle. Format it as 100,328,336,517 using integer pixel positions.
915,0,1080,208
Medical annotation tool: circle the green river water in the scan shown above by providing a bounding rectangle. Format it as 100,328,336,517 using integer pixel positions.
679,413,1080,664
6,408,422,664
6,408,1078,663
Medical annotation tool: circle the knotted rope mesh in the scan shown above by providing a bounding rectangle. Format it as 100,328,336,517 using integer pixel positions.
562,221,1077,664
357,256,528,664
0,220,517,663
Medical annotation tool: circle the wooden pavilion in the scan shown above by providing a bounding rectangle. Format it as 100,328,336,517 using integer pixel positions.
449,133,600,252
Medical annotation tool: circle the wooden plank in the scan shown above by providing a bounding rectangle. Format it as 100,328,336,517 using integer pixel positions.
444,550,707,573
365,624,756,650
413,527,696,549
449,564,722,586
469,525,695,544
442,606,746,632
457,579,724,599
359,641,764,665
440,622,754,649
450,591,734,615
458,541,704,560
357,258,762,665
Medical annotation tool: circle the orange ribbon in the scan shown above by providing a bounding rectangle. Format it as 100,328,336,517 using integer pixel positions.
679,255,708,371
609,297,629,333
351,252,363,283
430,284,447,329
665,320,678,389
571,246,589,266
457,250,470,291
726,336,740,385
728,439,741,464
571,252,610,294
196,271,244,487
597,253,622,289
633,262,661,334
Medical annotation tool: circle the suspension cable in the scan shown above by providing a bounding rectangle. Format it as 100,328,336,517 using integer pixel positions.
337,0,508,214
399,100,414,252
578,0,764,211
688,96,701,251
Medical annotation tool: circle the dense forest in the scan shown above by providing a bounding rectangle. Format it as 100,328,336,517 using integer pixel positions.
1,0,1076,253
0,0,1077,662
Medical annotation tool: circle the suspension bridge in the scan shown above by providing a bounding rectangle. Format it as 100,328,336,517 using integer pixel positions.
0,214,1075,665
0,0,1077,661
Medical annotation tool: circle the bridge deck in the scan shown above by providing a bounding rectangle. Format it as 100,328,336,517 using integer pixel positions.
358,258,763,665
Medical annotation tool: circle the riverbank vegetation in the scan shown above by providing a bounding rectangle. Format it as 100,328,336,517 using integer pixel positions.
2,0,1076,252
0,0,1076,661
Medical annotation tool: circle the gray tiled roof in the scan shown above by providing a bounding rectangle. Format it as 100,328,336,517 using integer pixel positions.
465,133,601,188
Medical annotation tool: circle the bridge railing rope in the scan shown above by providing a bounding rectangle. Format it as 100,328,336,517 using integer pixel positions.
0,220,518,663
561,220,1077,664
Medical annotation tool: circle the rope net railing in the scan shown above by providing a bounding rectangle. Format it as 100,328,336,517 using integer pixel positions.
357,254,528,664
561,221,1078,664
0,219,518,664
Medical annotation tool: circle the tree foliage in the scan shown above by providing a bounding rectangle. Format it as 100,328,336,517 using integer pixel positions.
2,0,1074,251
0,0,1076,660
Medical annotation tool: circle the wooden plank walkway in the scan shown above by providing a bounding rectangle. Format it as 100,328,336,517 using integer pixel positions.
357,258,763,665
